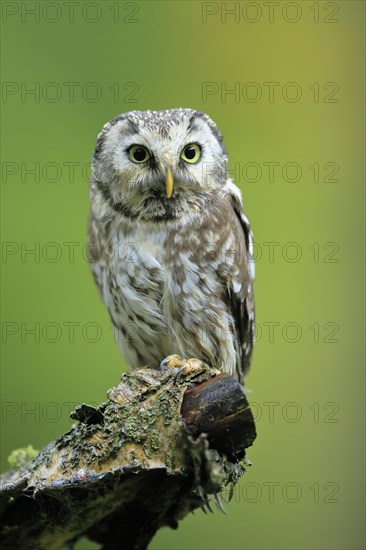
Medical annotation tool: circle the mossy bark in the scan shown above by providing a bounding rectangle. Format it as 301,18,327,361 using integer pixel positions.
0,366,256,550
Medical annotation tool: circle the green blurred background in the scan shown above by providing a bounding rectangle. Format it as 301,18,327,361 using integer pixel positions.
1,1,365,549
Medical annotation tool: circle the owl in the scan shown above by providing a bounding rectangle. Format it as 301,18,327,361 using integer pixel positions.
88,109,255,384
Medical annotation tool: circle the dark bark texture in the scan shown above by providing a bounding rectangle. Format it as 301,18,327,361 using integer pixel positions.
0,366,256,550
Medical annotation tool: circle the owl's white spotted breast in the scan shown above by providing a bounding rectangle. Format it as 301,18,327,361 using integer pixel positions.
89,192,242,374
92,217,169,367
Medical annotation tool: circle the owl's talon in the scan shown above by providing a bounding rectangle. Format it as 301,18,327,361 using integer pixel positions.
173,365,190,384
173,358,219,384
160,354,184,369
160,355,219,384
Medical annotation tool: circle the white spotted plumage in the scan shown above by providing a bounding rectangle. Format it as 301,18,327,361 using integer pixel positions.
88,109,255,383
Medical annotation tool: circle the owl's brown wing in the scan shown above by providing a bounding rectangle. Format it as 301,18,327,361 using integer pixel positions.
227,188,255,383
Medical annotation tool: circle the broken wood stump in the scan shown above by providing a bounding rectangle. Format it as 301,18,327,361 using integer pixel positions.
0,365,256,550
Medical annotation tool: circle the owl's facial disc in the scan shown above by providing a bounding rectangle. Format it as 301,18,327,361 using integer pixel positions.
92,109,228,220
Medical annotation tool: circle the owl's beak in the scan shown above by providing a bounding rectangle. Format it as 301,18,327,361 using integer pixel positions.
165,168,174,199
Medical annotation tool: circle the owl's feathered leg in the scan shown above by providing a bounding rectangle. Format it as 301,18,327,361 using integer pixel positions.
160,355,220,383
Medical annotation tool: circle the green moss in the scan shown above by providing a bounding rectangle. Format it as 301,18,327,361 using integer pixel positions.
165,453,175,471
40,373,184,469
150,430,160,451
123,416,145,443
8,445,39,469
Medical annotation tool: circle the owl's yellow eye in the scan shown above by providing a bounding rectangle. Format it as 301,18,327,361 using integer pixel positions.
180,143,201,164
128,145,151,163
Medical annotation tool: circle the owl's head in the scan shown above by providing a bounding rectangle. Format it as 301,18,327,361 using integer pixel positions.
91,109,228,222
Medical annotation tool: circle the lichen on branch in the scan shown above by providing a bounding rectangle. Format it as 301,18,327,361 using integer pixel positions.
0,365,256,550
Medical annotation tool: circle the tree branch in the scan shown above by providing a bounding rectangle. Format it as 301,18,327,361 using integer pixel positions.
0,366,256,550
